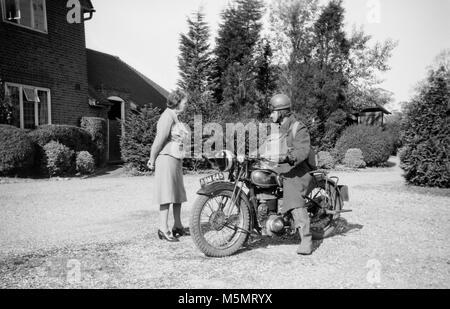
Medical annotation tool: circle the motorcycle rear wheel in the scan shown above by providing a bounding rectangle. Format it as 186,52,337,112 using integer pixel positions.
307,178,343,240
190,189,251,257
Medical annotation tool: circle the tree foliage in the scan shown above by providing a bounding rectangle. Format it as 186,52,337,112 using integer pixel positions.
177,9,217,124
213,0,267,118
400,66,450,188
270,0,396,149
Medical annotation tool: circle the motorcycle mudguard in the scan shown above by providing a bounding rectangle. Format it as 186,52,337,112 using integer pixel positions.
197,182,256,230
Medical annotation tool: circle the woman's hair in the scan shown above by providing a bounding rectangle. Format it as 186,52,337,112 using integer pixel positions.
167,89,188,109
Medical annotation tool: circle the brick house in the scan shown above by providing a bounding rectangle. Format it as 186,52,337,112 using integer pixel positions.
0,0,168,163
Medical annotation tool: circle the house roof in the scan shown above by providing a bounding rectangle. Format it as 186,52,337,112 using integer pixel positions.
81,0,95,11
86,49,169,109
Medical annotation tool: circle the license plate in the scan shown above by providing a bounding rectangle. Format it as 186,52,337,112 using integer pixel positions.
200,173,225,187
338,185,350,202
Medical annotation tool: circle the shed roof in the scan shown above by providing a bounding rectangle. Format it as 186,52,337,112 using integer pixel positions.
357,104,392,115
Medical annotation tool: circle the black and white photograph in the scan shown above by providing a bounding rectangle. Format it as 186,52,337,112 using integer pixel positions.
0,0,449,292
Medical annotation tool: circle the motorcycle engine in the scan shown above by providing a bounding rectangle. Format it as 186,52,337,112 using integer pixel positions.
265,215,286,237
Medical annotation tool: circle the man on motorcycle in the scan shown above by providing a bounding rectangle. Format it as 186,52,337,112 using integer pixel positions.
269,94,314,255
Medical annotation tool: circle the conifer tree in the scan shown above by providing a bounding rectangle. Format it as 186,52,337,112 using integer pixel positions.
213,0,265,116
177,10,216,123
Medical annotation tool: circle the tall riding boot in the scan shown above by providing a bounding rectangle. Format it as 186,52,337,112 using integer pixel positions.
291,208,313,255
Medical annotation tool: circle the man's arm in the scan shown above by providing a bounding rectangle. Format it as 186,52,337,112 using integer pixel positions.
287,122,311,166
149,111,173,165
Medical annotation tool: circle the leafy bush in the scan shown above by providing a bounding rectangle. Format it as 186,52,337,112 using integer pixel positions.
343,148,366,169
400,67,450,188
334,124,392,166
0,125,36,176
42,141,75,177
317,151,335,169
0,84,14,125
120,106,161,172
76,151,95,175
320,109,349,151
28,125,97,170
81,117,107,167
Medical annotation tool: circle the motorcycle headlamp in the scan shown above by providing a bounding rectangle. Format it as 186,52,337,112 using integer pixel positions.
214,150,235,172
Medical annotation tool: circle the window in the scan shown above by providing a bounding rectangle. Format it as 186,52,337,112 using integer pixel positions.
5,83,51,130
1,0,47,33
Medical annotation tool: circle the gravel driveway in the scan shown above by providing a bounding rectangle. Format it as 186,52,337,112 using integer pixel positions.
1,157,449,289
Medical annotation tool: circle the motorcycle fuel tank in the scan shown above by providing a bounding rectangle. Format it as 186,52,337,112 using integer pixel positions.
251,170,279,188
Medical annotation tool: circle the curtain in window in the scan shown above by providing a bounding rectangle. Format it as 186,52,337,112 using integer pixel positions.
4,0,45,31
22,88,35,129
32,0,45,31
4,0,19,23
37,90,48,125
18,0,32,27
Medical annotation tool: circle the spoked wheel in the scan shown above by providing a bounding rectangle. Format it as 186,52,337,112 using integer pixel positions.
190,189,250,257
306,177,343,240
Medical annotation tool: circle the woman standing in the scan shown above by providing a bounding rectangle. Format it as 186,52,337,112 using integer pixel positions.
147,90,190,242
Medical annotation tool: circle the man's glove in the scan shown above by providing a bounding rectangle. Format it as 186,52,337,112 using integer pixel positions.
286,149,297,166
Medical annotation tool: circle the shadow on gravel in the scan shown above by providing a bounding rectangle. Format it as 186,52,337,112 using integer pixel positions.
331,218,364,237
85,164,125,179
240,218,364,255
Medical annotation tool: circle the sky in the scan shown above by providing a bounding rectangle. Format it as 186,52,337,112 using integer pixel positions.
85,0,450,110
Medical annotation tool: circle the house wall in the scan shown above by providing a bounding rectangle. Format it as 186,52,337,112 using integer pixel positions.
0,0,105,127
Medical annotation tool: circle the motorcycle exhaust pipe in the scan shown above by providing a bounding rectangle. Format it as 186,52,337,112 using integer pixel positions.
324,209,353,215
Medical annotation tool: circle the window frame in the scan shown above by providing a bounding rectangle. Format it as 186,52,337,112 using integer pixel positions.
0,0,48,34
4,82,52,129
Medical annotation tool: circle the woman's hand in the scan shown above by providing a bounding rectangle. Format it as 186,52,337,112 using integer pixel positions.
147,160,155,171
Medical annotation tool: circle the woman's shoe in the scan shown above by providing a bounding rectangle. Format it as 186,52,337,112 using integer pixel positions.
158,230,179,242
172,227,190,237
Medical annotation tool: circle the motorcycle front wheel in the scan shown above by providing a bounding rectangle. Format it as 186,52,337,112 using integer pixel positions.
190,188,251,257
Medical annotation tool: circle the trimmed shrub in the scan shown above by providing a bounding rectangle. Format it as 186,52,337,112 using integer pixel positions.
29,125,96,153
120,105,161,172
81,117,107,167
400,67,450,188
76,151,95,175
0,125,36,176
42,141,75,177
343,148,366,169
28,125,97,170
334,124,392,166
317,151,335,169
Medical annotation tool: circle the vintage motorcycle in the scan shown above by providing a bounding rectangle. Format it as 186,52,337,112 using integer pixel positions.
190,150,350,257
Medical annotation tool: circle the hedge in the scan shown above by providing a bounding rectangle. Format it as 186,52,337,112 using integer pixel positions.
334,124,392,166
28,125,97,169
0,125,36,176
400,67,450,188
